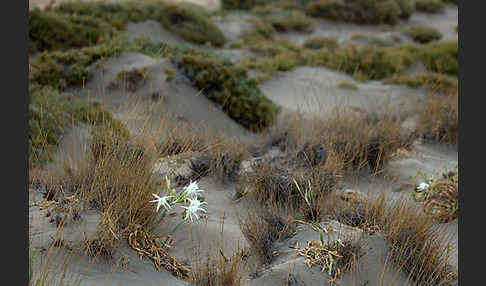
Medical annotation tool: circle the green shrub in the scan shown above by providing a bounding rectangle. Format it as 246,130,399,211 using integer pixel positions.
29,43,121,88
303,36,338,50
405,26,443,43
415,0,445,13
305,41,457,79
160,3,226,47
413,41,458,76
221,0,268,10
384,73,458,94
29,9,116,53
166,46,280,131
396,0,415,18
306,44,414,80
55,1,226,47
54,1,162,30
306,0,405,25
108,68,150,92
349,34,397,47
29,84,127,167
268,10,315,32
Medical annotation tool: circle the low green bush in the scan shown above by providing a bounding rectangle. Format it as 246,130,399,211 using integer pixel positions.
221,0,268,10
160,3,226,47
413,41,458,76
303,36,338,50
166,46,280,131
29,9,116,53
306,44,414,80
268,10,315,32
29,43,121,89
305,40,457,79
29,84,127,167
384,73,458,94
405,26,443,43
415,0,445,13
306,0,412,25
54,2,162,30
55,1,226,47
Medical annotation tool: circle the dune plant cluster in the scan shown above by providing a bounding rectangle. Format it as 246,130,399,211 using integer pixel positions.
223,0,415,25
405,25,443,43
165,46,280,131
30,1,226,55
409,165,459,223
29,84,126,168
29,0,458,284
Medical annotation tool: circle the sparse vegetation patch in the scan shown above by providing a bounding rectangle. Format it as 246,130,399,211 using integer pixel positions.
405,25,443,43
165,45,280,131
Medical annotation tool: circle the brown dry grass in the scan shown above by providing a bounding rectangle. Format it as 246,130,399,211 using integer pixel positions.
240,206,296,265
322,192,458,285
416,93,458,146
190,248,249,286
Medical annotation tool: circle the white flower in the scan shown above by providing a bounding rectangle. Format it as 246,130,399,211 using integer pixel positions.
182,197,207,222
417,182,430,192
183,180,204,198
150,193,173,212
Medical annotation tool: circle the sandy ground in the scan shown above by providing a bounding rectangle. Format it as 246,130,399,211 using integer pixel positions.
29,1,458,285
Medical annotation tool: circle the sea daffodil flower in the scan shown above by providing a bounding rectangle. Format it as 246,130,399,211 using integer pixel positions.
150,193,173,212
183,180,204,198
182,197,207,222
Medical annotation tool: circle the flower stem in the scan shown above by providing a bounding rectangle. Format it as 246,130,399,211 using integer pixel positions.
148,208,168,234
161,220,185,249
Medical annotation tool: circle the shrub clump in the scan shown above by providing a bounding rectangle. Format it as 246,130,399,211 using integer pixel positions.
305,41,458,79
303,36,338,50
29,9,116,53
307,44,415,80
306,0,413,25
29,84,127,167
160,3,226,47
29,43,121,89
384,73,458,94
415,0,445,13
54,1,163,30
108,68,150,92
167,46,280,131
267,10,315,33
55,1,226,47
405,25,443,43
416,93,458,145
221,0,268,10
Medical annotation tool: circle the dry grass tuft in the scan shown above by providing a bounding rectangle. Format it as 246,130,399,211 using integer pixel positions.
380,199,458,285
190,248,249,286
416,93,458,146
314,109,414,174
240,208,296,265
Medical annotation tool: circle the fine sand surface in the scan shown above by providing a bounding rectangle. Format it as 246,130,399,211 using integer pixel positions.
29,1,458,285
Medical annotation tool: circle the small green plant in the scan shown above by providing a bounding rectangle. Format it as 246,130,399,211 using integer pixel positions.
160,2,227,47
165,45,280,131
108,67,149,92
303,36,338,50
405,25,443,43
409,164,458,223
306,0,411,25
293,178,316,223
415,0,445,13
383,73,458,94
337,81,358,89
268,10,315,32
